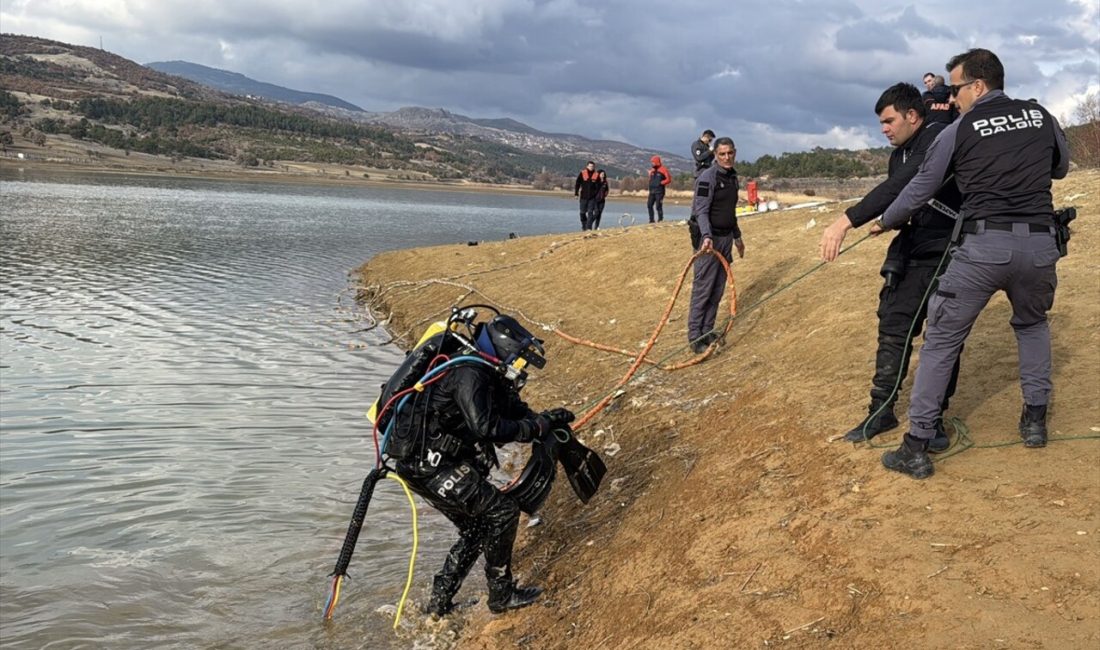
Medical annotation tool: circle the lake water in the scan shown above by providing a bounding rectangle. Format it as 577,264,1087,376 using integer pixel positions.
0,168,690,649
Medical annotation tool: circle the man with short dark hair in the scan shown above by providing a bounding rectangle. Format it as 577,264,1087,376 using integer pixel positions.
687,137,744,354
820,82,962,450
922,72,936,91
691,129,716,177
873,48,1070,479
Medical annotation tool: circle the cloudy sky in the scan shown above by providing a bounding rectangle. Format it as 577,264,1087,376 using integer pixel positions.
3,0,1097,160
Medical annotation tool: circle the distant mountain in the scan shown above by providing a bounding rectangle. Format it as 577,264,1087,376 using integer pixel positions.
352,106,693,174
145,60,691,174
145,60,365,112
3,36,888,183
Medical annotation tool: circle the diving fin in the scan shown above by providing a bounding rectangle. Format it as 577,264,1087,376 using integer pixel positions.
556,428,606,504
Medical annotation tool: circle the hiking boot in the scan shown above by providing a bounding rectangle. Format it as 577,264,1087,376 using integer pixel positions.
487,580,542,614
928,419,950,454
702,332,719,347
690,339,709,355
843,401,899,443
1019,404,1048,448
881,435,934,480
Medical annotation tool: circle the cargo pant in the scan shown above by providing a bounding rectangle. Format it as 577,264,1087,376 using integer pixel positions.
871,262,961,409
688,232,735,342
906,222,1059,441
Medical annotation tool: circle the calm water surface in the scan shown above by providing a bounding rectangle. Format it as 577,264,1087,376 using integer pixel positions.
0,169,685,649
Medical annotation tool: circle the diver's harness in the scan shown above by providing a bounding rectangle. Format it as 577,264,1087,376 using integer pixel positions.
372,305,538,473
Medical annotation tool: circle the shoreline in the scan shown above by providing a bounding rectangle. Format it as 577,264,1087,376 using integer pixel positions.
1,146,877,204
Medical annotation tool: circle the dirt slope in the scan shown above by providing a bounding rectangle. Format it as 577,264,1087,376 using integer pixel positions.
357,169,1099,649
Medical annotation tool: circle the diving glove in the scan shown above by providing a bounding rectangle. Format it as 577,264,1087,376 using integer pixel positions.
541,407,576,427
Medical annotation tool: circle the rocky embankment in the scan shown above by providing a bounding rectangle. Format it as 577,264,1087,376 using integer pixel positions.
358,169,1099,649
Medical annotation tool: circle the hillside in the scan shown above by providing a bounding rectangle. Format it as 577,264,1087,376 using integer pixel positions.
356,169,1099,648
0,34,618,183
2,35,899,187
145,60,366,112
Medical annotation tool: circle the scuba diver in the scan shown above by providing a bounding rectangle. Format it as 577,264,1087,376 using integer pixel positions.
380,310,576,616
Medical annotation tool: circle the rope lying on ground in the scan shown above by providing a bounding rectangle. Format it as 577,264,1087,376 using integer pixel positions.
572,247,735,429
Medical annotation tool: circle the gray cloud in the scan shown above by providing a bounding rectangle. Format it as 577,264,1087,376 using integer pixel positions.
2,0,1097,160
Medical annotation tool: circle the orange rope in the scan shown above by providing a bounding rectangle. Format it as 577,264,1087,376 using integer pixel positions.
569,248,736,430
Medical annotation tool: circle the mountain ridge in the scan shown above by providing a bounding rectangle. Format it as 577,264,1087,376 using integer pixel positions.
144,59,693,173
145,60,366,113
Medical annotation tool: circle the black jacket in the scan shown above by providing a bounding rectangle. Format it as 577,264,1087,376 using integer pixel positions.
846,121,961,260
389,363,541,476
691,164,740,239
922,85,957,125
575,169,601,199
882,90,1070,229
691,138,714,173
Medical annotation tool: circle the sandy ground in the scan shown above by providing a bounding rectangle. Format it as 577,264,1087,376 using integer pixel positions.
357,169,1099,649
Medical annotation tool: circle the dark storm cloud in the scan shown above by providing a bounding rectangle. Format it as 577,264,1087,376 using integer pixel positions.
3,0,1097,159
836,20,911,53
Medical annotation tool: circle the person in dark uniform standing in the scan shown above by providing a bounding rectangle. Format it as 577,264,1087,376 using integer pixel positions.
819,83,963,450
873,48,1070,479
574,161,601,230
389,315,575,614
687,137,744,354
691,129,716,177
591,169,610,230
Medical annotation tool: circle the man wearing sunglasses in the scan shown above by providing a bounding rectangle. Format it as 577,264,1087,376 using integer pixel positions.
819,82,962,450
872,48,1070,479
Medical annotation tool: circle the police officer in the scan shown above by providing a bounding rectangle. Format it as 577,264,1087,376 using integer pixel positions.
691,129,716,177
390,315,575,614
873,48,1070,479
688,137,744,354
819,83,963,450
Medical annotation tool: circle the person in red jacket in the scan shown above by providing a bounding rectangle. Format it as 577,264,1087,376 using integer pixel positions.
647,155,672,223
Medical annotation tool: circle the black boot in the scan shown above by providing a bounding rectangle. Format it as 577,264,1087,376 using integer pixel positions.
928,419,950,454
1019,404,1048,448
882,434,934,479
487,579,542,614
424,575,461,617
844,400,899,443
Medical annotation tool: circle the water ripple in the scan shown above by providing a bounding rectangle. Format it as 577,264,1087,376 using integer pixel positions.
0,169,624,649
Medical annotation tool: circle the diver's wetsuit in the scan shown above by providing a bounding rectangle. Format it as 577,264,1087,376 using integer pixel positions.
393,363,545,612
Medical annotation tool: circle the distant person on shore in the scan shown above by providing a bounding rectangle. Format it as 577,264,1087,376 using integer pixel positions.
574,161,601,230
691,129,716,177
591,169,610,230
873,48,1069,479
922,72,936,92
922,74,957,124
647,155,671,223
687,137,744,354
818,82,962,451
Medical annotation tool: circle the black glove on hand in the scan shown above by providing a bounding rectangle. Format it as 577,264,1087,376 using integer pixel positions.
515,415,550,443
541,407,576,427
